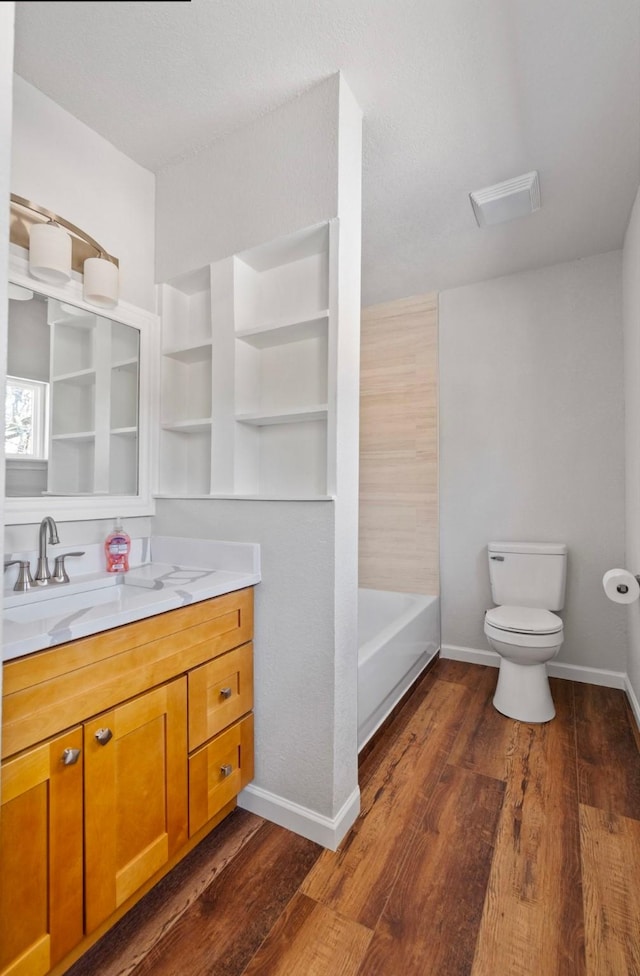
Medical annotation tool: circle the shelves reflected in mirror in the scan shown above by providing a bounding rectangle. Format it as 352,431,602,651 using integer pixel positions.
6,290,140,497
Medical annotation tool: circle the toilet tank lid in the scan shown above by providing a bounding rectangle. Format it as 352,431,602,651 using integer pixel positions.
488,541,567,555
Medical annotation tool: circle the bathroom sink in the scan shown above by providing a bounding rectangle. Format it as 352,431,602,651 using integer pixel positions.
4,584,124,625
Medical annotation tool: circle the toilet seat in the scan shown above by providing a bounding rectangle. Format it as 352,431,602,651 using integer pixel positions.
485,605,563,636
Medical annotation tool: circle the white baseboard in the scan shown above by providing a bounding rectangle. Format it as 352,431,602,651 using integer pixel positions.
547,661,626,689
441,644,499,668
625,675,640,732
238,783,360,851
440,644,626,689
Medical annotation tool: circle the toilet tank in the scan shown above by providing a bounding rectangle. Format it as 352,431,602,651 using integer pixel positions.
487,541,567,610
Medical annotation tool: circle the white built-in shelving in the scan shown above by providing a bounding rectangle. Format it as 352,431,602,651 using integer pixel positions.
156,221,335,499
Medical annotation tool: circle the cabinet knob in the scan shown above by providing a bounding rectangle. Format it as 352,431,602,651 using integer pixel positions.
220,763,233,778
220,687,232,700
61,747,81,766
95,727,113,746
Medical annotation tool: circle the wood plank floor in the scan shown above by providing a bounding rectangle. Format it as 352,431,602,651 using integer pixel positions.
66,661,640,976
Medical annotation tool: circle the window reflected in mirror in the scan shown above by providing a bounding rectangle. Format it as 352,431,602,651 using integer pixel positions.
5,290,140,497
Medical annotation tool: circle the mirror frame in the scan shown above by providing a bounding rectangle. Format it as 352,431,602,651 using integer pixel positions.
5,251,159,524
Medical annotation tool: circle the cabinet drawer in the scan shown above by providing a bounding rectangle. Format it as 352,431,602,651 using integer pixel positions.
188,714,254,836
188,642,253,751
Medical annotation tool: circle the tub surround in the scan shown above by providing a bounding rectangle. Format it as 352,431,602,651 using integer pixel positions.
359,293,439,596
3,535,260,660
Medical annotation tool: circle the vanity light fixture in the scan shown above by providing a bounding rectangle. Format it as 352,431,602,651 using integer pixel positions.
10,194,119,309
83,254,119,309
29,219,72,283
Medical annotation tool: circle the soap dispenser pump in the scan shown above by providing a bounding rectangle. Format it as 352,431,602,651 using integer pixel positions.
105,518,131,573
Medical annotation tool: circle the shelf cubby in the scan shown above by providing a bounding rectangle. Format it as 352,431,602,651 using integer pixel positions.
111,361,138,431
159,428,212,496
49,437,96,494
50,378,96,436
110,431,139,495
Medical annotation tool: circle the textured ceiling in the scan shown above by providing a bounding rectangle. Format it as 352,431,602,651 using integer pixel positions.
13,0,640,304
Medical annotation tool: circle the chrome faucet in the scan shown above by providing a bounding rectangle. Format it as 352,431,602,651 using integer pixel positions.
35,516,60,584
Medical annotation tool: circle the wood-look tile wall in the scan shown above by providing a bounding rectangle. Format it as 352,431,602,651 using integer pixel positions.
359,293,439,596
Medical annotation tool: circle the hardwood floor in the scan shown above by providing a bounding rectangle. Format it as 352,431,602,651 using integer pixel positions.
66,662,640,976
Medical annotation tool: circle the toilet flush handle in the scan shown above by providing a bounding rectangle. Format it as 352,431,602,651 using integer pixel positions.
490,555,505,561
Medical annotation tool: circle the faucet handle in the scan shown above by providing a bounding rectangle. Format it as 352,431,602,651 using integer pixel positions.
4,560,34,592
52,552,85,584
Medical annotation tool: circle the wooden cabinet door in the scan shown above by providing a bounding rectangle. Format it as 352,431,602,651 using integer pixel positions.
84,678,188,933
0,727,83,976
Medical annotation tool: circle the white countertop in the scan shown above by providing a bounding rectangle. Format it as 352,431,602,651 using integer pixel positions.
3,536,260,662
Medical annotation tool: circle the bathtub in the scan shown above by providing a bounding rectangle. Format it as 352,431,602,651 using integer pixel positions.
358,588,440,751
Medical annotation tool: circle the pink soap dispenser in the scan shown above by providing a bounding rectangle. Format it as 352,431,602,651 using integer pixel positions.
105,518,131,573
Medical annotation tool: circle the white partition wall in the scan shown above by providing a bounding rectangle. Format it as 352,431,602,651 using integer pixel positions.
155,73,362,847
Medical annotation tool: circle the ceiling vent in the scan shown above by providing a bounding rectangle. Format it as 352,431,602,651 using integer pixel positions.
470,171,540,228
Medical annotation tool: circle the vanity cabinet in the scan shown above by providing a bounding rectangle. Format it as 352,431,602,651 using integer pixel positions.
157,220,336,499
0,587,254,976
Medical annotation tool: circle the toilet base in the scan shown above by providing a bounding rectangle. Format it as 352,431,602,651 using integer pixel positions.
492,658,555,723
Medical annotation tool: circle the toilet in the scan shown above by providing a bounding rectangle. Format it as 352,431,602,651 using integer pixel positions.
484,541,567,723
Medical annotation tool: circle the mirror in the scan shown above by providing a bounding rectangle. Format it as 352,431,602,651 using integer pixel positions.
6,290,140,498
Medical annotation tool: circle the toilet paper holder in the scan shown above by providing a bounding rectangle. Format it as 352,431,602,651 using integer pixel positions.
616,575,640,594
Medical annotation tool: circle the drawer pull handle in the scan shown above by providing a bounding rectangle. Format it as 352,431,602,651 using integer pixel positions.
220,687,232,700
95,727,113,746
61,747,81,766
220,763,233,778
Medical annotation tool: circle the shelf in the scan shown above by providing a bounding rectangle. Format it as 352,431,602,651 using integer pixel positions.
235,312,328,348
111,358,138,371
163,341,213,364
235,405,328,427
51,368,96,386
161,418,213,433
110,426,137,437
236,222,329,272
51,431,96,443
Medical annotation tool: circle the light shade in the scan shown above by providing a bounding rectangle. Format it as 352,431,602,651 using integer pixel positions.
470,171,541,228
29,221,72,283
83,257,119,309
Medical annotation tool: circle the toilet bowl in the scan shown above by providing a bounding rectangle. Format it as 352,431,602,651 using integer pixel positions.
484,605,563,722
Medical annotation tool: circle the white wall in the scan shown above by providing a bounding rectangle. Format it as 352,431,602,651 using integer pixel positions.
154,499,336,806
5,516,152,555
623,186,640,706
155,74,361,842
440,251,627,671
8,77,157,541
11,76,156,311
156,74,339,283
